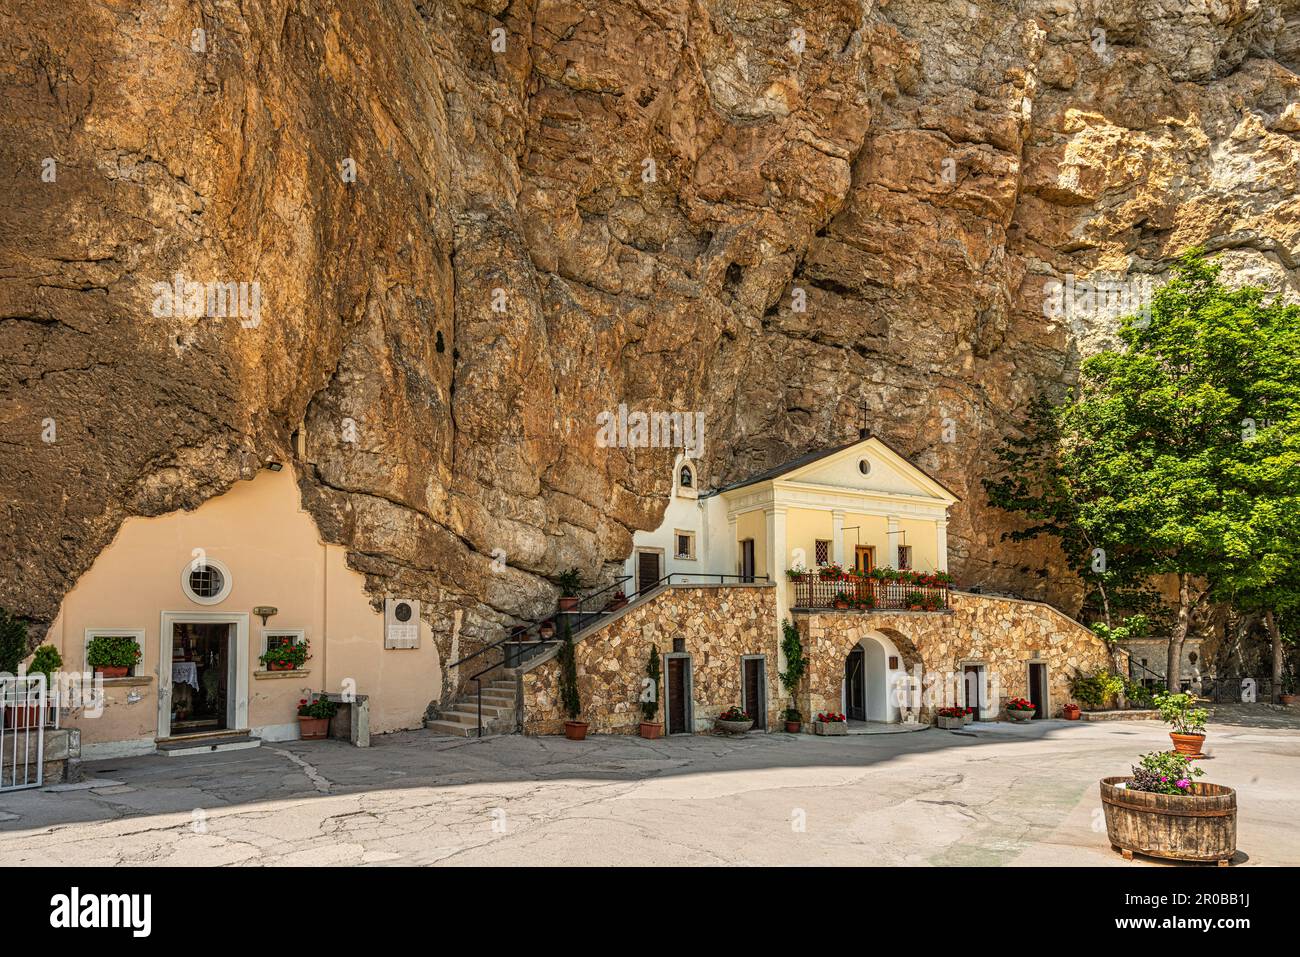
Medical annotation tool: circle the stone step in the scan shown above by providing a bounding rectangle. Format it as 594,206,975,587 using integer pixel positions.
452,701,513,717
156,732,261,757
424,720,478,737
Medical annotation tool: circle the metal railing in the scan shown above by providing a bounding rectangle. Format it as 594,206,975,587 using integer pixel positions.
790,573,950,611
0,675,47,791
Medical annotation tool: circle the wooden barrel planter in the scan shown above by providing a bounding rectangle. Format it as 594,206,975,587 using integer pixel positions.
1100,777,1236,865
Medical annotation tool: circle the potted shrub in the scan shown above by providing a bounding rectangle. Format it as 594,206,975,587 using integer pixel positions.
832,590,851,610
715,705,753,734
86,634,141,678
297,695,337,740
1070,670,1124,712
259,639,310,672
818,563,845,581
783,707,802,733
1280,671,1297,706
638,644,662,739
785,566,808,581
1101,750,1235,865
556,567,583,613
1155,691,1207,757
1063,702,1081,720
936,706,964,730
557,622,587,740
814,711,847,735
1006,696,1035,721
903,590,926,611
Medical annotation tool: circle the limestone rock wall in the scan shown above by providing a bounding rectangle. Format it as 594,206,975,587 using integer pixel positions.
521,584,777,734
796,592,1115,720
3,1,1298,709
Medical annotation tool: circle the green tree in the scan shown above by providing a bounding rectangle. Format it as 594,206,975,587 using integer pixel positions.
987,251,1300,691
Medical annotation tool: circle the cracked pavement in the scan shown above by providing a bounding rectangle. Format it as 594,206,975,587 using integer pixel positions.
2,710,1297,866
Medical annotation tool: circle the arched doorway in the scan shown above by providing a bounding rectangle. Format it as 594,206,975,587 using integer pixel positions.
842,632,902,723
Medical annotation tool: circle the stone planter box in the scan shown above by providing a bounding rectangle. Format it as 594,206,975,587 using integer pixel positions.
715,718,753,735
962,712,974,725
1101,777,1236,865
814,721,847,735
936,716,963,730
1007,709,1034,722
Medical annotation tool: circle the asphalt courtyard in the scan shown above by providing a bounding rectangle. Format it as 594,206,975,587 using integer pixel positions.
2,706,1297,866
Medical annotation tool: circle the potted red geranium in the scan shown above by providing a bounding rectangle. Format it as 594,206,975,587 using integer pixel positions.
936,706,965,730
1006,697,1035,721
814,711,847,735
260,639,309,672
1063,702,1081,720
298,695,337,740
715,705,753,734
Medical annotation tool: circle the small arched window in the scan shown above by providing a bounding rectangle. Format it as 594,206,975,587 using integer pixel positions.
679,465,693,488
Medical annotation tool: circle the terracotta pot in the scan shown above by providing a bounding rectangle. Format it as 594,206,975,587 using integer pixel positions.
833,601,848,610
606,596,628,611
558,596,579,612
784,720,801,733
267,661,295,672
638,721,662,740
1280,694,1297,706
96,665,129,678
1063,705,1081,720
298,716,329,740
1170,732,1206,757
564,720,589,741
3,704,41,730
908,605,923,611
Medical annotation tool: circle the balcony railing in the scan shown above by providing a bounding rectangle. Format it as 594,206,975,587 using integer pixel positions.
789,571,952,612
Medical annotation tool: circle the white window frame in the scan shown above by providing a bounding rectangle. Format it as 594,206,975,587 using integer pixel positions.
260,628,306,657
180,557,233,605
673,529,696,561
815,539,831,566
82,628,145,678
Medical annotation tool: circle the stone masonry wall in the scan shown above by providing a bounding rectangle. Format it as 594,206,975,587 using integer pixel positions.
521,584,777,735
796,592,1114,721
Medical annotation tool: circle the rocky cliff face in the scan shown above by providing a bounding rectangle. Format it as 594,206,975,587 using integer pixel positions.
3,0,1298,689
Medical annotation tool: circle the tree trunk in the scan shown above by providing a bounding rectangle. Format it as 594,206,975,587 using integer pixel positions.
1267,610,1283,705
1167,573,1192,692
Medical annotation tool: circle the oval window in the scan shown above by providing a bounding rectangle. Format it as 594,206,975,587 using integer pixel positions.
181,559,232,605
858,459,871,475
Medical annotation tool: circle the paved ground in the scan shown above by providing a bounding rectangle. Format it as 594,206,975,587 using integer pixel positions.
2,707,1298,866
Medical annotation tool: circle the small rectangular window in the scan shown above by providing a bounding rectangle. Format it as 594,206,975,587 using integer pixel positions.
815,540,831,566
674,530,695,560
897,545,912,570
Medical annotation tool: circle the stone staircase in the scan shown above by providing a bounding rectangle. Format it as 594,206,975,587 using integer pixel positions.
425,671,519,737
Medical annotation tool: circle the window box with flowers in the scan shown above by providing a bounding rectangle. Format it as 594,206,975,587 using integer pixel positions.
1006,697,1035,721
814,711,847,735
715,705,753,735
297,695,338,740
259,637,310,672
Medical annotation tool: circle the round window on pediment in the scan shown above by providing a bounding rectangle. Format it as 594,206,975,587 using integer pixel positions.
858,459,871,476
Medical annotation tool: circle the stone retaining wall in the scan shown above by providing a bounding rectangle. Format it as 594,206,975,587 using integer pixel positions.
795,592,1115,722
520,584,778,735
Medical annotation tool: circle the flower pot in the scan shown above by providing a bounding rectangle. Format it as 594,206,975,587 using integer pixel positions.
962,711,974,724
267,661,295,672
1100,777,1236,864
908,605,923,611
715,718,753,735
3,704,41,730
298,716,329,740
814,721,847,736
638,721,662,740
539,623,555,639
833,601,848,610
96,665,129,678
1007,708,1034,722
1280,694,1297,706
1063,705,1081,720
784,720,801,733
1170,732,1206,757
936,716,963,730
606,596,628,611
558,596,579,612
564,720,589,741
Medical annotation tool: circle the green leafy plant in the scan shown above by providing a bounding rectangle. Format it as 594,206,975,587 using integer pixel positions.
86,634,142,670
718,705,751,722
1154,691,1207,735
1123,676,1156,708
778,619,806,706
785,566,808,580
555,567,583,597
259,640,310,670
783,706,802,723
297,696,338,719
0,607,28,675
1070,670,1125,710
556,621,581,721
1128,749,1204,795
640,644,660,723
28,645,62,684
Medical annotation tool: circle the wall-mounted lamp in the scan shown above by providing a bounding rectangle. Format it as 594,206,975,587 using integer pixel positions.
254,605,278,626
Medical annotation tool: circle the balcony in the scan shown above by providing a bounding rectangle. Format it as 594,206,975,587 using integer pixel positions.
788,569,952,612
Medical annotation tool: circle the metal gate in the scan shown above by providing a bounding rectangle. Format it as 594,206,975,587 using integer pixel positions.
0,675,48,791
